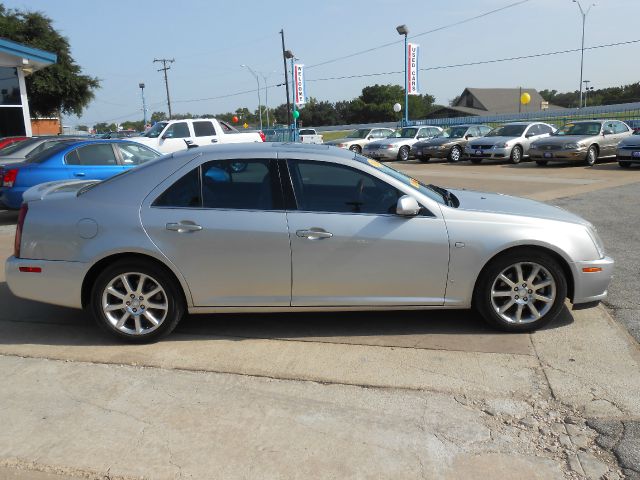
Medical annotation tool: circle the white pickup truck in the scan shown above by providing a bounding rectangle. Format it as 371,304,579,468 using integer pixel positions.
299,128,324,144
132,118,264,154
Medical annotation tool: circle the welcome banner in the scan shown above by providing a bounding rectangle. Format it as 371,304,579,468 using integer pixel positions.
294,63,306,105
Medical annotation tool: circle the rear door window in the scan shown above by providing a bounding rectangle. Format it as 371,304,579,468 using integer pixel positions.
193,121,216,137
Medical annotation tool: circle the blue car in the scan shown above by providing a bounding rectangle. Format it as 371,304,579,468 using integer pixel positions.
0,139,161,209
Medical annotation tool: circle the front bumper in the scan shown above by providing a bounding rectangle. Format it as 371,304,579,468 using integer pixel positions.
572,256,615,305
529,148,587,161
363,148,400,161
465,146,510,159
413,147,450,159
617,149,640,163
5,256,87,309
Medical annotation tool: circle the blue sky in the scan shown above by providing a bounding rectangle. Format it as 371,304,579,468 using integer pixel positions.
5,0,640,127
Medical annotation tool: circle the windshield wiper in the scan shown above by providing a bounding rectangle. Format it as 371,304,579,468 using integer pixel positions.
428,184,457,207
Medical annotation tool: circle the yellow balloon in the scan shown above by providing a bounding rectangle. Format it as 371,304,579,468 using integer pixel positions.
520,92,531,105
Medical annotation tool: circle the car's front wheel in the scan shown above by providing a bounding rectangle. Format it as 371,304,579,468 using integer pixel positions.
90,260,185,343
585,146,598,167
510,145,523,164
397,146,410,161
473,250,567,332
448,145,463,162
349,145,362,154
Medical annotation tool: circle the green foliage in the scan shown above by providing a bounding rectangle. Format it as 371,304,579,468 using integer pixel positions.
94,122,116,133
150,111,167,122
120,120,144,131
0,3,100,116
540,83,640,108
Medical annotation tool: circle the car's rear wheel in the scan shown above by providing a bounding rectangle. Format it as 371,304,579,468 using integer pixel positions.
585,146,598,167
349,145,362,154
448,145,463,162
90,260,185,343
510,145,523,164
473,250,567,332
397,146,410,161
536,160,548,166
618,161,631,168
470,158,482,164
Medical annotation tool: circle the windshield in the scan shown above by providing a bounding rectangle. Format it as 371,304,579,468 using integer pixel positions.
142,122,168,138
486,125,527,137
388,128,418,139
554,122,602,136
439,126,469,139
355,155,446,205
347,129,370,139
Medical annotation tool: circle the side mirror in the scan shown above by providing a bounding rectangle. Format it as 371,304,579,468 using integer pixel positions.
367,135,373,140
603,129,614,136
396,195,420,216
525,132,535,138
465,134,474,139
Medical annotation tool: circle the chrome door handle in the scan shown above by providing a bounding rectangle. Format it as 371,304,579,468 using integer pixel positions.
73,172,86,177
166,222,203,233
211,138,218,143
296,228,333,240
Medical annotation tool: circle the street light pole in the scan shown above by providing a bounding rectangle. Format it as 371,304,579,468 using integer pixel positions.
396,25,409,126
241,64,263,130
260,71,276,128
138,82,147,128
573,1,595,109
583,80,591,107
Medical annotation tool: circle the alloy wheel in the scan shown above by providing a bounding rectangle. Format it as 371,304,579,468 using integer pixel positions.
101,272,168,335
489,262,556,324
449,146,462,162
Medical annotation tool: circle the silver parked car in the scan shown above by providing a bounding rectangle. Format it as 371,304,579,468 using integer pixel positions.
363,126,442,161
616,130,640,168
464,122,556,164
529,120,633,167
412,125,492,163
6,143,613,342
0,136,85,165
324,128,395,154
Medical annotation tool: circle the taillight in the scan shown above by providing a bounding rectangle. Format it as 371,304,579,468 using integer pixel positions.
14,203,28,258
259,130,266,142
2,168,18,187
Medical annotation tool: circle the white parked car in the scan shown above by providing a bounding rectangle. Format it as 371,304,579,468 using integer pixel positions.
299,129,324,144
133,118,264,154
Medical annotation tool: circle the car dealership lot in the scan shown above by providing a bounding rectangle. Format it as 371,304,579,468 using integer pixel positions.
0,161,639,479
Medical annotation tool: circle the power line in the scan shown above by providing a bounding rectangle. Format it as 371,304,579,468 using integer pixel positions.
306,39,640,83
306,0,531,70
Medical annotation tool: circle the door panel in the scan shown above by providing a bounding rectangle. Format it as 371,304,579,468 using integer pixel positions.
287,212,450,306
142,208,291,306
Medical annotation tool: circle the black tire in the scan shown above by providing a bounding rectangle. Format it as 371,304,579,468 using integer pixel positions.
585,146,598,167
349,145,362,154
397,146,410,161
448,145,463,162
618,161,631,168
473,249,568,332
90,259,185,343
510,145,523,164
470,158,482,164
535,160,548,166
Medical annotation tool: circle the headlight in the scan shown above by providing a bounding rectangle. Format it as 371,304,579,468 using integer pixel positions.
563,142,581,150
586,226,605,259
530,141,540,149
494,142,508,148
440,144,450,149
380,144,397,149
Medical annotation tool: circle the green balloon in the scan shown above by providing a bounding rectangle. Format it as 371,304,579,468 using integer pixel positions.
292,110,300,119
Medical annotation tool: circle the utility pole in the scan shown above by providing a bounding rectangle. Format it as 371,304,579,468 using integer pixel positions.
279,29,292,129
572,0,595,109
154,58,175,119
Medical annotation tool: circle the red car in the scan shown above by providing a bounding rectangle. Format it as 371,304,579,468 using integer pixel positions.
0,136,28,150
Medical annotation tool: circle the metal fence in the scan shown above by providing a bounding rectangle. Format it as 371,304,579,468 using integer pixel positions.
267,102,640,140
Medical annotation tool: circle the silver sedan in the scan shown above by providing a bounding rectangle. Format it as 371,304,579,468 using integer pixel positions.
6,143,613,342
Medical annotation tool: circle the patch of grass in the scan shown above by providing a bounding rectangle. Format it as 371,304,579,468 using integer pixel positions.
319,130,351,142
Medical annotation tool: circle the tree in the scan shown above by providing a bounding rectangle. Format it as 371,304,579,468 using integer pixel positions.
0,4,100,117
150,111,167,123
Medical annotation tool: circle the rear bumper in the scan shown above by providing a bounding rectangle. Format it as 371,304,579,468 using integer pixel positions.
0,187,26,210
572,256,615,305
5,256,86,309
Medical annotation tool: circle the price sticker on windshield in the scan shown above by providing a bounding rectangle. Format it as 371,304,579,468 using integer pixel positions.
367,159,383,169
410,178,420,189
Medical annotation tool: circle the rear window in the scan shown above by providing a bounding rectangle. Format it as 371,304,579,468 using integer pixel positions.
24,142,76,163
0,137,39,156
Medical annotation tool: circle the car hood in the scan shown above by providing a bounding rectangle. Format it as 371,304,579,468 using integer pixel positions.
416,137,458,147
533,135,594,145
325,138,357,146
617,135,640,147
468,136,519,146
449,188,590,226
